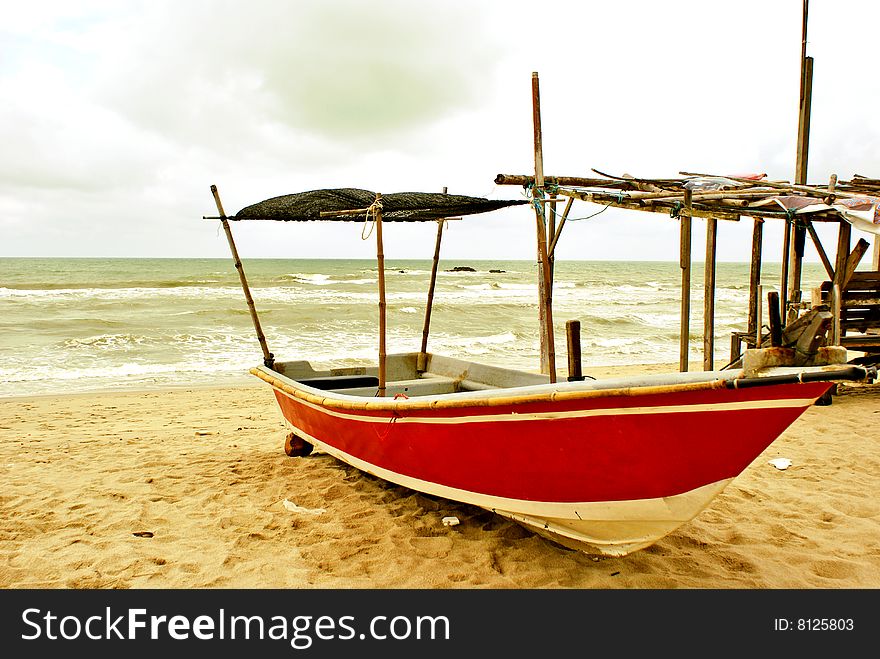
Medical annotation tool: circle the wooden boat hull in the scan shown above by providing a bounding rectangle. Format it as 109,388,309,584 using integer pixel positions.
254,363,832,556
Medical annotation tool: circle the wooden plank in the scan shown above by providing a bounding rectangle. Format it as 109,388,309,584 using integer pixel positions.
840,238,871,290
794,311,831,358
747,218,764,342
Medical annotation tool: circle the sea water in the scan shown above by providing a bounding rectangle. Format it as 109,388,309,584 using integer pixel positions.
0,257,829,398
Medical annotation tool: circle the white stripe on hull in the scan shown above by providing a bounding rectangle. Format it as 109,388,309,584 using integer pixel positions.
287,423,734,557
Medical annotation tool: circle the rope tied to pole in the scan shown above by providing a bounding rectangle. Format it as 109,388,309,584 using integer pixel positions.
670,201,683,219
361,197,384,240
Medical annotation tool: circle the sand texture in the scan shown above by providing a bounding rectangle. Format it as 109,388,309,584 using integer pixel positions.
1,366,878,589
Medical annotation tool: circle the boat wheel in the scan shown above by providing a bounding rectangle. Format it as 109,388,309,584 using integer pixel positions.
284,432,314,457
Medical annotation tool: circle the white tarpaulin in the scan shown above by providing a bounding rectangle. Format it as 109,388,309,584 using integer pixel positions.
750,195,880,235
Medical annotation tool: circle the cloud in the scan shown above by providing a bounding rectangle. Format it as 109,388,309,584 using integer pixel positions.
0,0,877,259
86,1,500,149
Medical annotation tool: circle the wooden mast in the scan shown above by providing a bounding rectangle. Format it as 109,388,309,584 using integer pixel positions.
418,188,447,372
531,72,556,382
210,184,274,368
373,193,387,396
679,189,693,372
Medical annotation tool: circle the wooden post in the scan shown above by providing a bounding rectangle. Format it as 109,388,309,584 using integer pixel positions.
747,218,764,345
873,237,880,271
374,194,387,396
756,284,763,348
210,184,274,369
565,320,583,382
767,291,783,347
788,3,812,320
831,283,841,345
703,217,718,370
547,193,557,283
531,72,556,382
679,189,693,372
729,332,742,364
418,188,447,372
795,2,812,185
780,215,791,316
833,221,852,290
831,218,852,345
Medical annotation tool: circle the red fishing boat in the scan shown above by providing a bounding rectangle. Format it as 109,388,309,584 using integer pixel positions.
208,185,876,556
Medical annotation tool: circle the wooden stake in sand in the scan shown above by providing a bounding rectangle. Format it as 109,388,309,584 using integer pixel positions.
210,184,274,369
566,320,583,382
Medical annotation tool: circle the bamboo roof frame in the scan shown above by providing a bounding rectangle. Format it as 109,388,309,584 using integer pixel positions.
494,170,880,226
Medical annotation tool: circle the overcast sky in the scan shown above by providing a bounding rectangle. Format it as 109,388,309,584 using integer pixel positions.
1,0,877,262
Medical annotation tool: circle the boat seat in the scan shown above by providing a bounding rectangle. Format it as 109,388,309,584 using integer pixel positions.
296,375,381,390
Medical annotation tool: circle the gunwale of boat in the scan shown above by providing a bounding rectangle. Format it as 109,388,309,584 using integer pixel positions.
250,351,855,412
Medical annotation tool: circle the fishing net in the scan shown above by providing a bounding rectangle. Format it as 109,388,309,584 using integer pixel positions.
232,188,527,222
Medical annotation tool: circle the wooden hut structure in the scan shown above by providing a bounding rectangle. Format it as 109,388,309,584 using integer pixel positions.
496,67,880,379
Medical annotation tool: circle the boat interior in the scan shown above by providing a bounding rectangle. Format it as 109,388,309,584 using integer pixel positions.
270,352,550,398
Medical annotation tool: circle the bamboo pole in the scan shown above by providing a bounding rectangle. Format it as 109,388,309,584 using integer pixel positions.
548,196,574,258
679,189,693,372
210,184,274,368
703,217,718,370
531,72,556,382
418,188,447,372
555,188,742,222
805,220,835,280
374,194,387,396
747,218,764,344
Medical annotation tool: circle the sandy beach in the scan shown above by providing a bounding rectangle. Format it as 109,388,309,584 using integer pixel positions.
2,363,878,590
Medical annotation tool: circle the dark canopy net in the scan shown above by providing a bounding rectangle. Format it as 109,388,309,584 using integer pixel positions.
232,188,528,222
